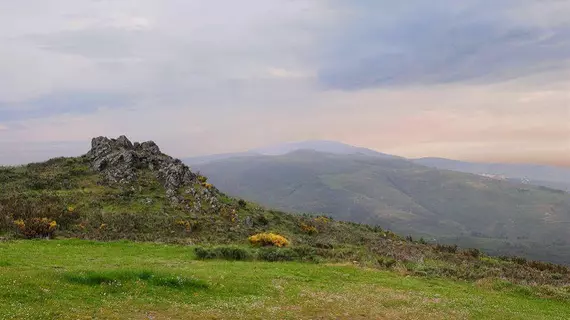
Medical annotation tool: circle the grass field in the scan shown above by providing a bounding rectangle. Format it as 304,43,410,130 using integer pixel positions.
0,240,568,319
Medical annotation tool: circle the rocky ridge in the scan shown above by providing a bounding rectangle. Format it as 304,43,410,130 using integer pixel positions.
87,135,218,208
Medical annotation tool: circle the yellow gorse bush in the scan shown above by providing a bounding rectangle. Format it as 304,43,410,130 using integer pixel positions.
248,233,289,247
300,223,318,235
314,216,330,224
13,217,57,239
175,219,192,231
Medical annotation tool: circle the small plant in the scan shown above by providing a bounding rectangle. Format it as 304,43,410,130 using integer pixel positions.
248,232,289,247
435,243,458,254
377,257,397,268
300,223,318,235
237,199,247,208
13,218,57,239
313,216,330,224
463,248,481,258
194,246,252,260
175,219,196,231
257,247,297,262
197,175,208,183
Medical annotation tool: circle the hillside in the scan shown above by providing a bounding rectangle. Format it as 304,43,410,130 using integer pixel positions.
3,136,570,318
413,157,570,192
192,151,570,264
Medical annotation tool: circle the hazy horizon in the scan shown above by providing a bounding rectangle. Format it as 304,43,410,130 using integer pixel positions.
0,1,569,166
1,136,569,169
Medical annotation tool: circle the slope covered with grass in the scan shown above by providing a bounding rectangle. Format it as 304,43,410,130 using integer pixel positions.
1,240,569,320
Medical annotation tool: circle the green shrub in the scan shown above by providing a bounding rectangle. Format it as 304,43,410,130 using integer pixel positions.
258,247,298,262
377,256,397,268
194,246,252,261
291,245,321,263
314,240,334,249
215,246,252,260
194,246,218,259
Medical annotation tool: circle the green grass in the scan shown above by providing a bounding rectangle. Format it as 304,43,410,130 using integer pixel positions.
0,239,568,320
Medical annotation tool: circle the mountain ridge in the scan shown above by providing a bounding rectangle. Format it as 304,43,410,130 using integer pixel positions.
192,151,570,264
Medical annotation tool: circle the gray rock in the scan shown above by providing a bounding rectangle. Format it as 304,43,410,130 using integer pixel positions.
245,216,253,227
87,135,204,203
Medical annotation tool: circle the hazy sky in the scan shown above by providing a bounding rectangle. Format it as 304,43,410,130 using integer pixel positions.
0,0,569,166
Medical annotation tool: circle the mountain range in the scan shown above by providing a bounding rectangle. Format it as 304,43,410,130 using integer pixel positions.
188,140,570,264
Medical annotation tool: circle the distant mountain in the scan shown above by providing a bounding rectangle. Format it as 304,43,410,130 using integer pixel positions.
251,140,402,159
184,152,259,166
193,151,570,264
413,158,570,192
184,140,401,167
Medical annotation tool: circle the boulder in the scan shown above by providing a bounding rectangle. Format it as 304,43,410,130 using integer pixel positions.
86,135,200,201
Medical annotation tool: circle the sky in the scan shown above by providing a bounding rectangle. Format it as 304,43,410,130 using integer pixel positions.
0,0,569,166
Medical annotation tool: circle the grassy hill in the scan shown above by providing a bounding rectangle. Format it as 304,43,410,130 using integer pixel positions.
2,240,569,319
2,136,570,318
192,151,570,264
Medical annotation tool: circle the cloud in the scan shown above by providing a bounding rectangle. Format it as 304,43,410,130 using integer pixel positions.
317,0,570,89
0,91,132,121
0,0,568,165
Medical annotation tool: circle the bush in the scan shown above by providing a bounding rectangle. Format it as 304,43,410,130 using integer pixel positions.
215,246,252,260
194,246,252,261
463,248,481,258
291,245,321,262
300,223,318,235
314,240,334,249
194,246,218,259
237,199,247,208
13,218,57,239
258,247,298,262
248,232,289,247
377,256,397,268
435,243,458,254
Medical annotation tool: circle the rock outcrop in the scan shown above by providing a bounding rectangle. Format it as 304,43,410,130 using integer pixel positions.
87,135,200,203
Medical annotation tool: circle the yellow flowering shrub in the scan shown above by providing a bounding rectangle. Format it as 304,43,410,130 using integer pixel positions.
313,216,330,224
300,223,318,235
13,217,57,239
175,219,192,231
248,233,289,247
175,219,200,232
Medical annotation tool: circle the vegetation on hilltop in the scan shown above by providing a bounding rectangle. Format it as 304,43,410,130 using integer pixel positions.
1,137,570,301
